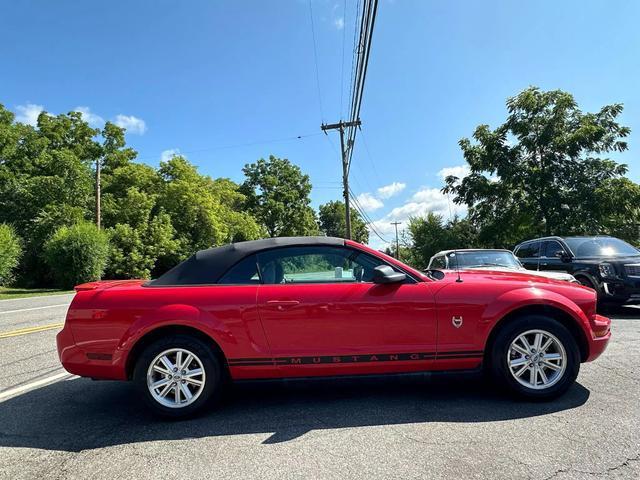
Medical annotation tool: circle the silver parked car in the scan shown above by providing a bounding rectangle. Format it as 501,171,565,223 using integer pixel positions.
427,249,579,283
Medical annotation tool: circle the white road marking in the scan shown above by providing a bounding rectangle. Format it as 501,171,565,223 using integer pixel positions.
0,371,77,402
0,304,69,315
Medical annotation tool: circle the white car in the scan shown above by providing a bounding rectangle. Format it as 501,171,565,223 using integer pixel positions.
427,249,579,283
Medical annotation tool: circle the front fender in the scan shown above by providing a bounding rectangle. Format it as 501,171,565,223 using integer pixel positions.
480,286,592,343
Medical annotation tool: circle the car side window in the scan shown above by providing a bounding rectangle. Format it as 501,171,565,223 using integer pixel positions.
218,255,260,284
543,241,565,258
256,246,402,284
516,242,540,259
431,256,446,269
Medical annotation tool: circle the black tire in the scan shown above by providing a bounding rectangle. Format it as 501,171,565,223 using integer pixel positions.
133,334,222,418
489,315,580,401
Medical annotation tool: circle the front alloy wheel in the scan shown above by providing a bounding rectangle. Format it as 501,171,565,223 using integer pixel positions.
507,330,566,390
490,315,579,400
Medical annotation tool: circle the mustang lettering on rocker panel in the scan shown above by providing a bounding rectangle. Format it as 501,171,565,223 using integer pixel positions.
227,350,484,367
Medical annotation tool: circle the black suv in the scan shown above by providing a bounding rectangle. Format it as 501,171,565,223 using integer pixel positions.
514,236,640,305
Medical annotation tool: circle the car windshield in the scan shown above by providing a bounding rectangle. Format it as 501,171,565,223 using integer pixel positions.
448,251,521,269
563,237,640,258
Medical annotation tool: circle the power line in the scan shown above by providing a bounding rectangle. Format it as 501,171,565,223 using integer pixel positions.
348,186,390,244
308,0,325,121
321,0,379,239
135,132,322,162
339,0,347,118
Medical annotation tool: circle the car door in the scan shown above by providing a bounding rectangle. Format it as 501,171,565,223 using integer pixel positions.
539,240,571,273
255,245,437,377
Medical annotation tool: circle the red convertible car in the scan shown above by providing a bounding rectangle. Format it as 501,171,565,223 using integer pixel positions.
57,236,611,417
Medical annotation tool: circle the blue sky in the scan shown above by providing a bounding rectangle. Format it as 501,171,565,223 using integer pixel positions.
2,0,639,248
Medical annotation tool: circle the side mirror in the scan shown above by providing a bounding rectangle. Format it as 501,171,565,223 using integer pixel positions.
554,250,571,262
372,265,406,284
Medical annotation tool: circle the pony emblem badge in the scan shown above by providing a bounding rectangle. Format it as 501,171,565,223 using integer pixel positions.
452,316,463,328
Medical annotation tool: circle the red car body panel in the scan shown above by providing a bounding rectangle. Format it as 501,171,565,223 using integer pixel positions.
57,240,611,382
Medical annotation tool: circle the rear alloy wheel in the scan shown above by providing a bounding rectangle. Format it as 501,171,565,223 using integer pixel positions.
491,315,579,400
134,334,222,418
147,348,206,409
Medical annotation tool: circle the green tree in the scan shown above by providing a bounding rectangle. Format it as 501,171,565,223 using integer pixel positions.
318,200,369,243
0,224,22,285
0,105,100,284
443,87,634,246
44,222,109,289
241,155,319,237
404,213,479,269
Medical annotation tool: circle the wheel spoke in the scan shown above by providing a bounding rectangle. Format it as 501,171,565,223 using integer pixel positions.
511,344,529,356
158,382,173,398
160,355,175,372
152,378,172,390
543,353,562,361
541,360,561,371
540,337,553,353
514,364,530,377
174,383,181,404
518,336,533,353
533,333,543,351
176,351,183,371
180,354,193,371
510,357,528,368
153,364,171,375
538,367,549,384
529,365,538,386
180,383,193,401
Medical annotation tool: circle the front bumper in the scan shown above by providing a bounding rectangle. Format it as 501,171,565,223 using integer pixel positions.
597,274,640,304
585,314,611,362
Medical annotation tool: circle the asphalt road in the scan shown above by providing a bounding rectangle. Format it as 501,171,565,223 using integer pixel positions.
0,295,638,480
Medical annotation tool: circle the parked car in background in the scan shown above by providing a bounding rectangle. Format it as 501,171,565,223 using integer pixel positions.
427,249,579,283
58,237,610,418
514,236,640,305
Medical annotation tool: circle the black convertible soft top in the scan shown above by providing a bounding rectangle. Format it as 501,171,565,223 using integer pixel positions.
147,236,345,286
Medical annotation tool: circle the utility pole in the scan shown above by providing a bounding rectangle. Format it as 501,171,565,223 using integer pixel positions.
391,221,401,259
321,120,361,239
95,159,101,229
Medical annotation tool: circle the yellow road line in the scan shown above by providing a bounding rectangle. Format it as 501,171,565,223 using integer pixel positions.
0,322,64,339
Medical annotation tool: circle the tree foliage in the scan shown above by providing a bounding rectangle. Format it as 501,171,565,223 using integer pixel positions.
241,156,319,237
0,224,22,286
318,200,369,243
443,87,637,246
404,214,478,269
0,104,318,286
44,222,109,289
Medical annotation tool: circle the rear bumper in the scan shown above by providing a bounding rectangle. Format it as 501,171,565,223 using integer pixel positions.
585,314,611,362
56,325,127,380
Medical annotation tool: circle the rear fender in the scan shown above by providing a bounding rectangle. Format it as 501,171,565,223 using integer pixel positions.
117,303,233,357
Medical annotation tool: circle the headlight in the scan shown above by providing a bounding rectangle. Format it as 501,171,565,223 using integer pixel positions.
599,263,616,279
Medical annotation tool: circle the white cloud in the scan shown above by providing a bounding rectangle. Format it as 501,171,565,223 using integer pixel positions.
437,165,470,182
376,182,406,199
73,106,104,127
366,187,467,250
15,103,44,126
160,148,184,162
333,17,344,29
356,192,383,212
114,114,147,135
